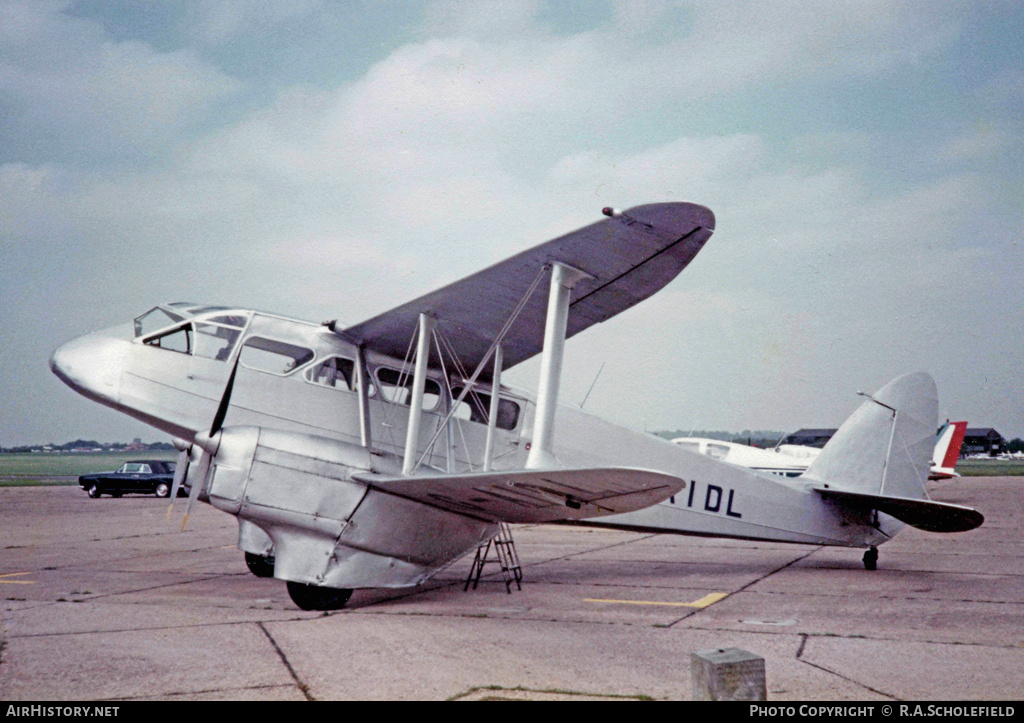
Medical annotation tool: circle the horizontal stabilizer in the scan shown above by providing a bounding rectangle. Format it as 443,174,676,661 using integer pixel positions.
352,467,685,524
815,487,984,533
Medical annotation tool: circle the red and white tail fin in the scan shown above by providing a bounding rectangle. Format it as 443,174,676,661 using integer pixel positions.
930,420,967,480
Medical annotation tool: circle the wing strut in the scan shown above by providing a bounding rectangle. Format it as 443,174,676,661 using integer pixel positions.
407,265,548,476
482,343,503,472
526,262,593,469
402,313,437,476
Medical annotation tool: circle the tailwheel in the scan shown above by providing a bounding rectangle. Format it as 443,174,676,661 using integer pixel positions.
863,546,878,571
286,581,353,611
244,552,275,578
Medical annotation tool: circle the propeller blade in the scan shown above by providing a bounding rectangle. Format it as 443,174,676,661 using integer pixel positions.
180,353,238,530
181,450,212,531
209,354,240,436
166,446,191,519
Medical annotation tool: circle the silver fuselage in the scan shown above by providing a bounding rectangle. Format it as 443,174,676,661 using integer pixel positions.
50,305,895,588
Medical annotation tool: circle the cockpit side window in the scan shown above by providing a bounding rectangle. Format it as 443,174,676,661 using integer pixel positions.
142,321,243,362
194,323,241,362
239,336,315,375
144,324,192,354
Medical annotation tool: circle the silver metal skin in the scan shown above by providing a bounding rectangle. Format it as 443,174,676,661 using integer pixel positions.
49,204,982,608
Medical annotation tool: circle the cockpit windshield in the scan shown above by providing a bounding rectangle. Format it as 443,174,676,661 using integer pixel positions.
137,303,251,363
134,306,186,337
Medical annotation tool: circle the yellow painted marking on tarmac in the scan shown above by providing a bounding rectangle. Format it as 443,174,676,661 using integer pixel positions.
0,572,37,585
584,592,728,608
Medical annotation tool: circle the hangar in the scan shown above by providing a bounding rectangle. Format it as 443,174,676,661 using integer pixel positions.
785,427,1007,457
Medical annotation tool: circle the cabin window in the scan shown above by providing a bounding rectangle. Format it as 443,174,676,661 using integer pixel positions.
144,324,192,354
239,336,315,375
706,443,730,460
675,440,700,454
307,356,357,392
450,386,521,431
376,367,441,410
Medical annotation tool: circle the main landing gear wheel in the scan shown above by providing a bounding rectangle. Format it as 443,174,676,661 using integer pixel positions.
863,546,878,571
286,581,353,611
245,552,276,578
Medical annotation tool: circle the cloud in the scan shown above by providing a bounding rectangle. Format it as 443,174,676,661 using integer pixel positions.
3,1,1021,445
0,1,240,164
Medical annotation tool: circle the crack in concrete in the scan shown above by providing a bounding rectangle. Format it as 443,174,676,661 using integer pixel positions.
661,547,823,627
258,622,314,701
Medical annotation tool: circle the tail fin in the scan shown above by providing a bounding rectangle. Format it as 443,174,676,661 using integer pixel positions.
804,372,937,499
804,373,982,533
930,420,967,479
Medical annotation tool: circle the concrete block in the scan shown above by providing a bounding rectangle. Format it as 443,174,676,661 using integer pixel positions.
691,647,767,701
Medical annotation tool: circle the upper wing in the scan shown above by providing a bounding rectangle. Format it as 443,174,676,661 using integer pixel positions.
341,203,714,379
351,466,686,524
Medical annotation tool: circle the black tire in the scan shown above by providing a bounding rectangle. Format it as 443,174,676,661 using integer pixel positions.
286,581,353,611
87,484,101,498
245,552,276,578
155,482,170,498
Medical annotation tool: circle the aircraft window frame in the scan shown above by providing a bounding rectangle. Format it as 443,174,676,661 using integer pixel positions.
238,335,315,376
306,355,359,393
450,386,521,431
206,314,249,329
143,323,192,354
675,441,700,454
134,306,186,338
375,366,441,411
706,443,730,460
193,322,242,362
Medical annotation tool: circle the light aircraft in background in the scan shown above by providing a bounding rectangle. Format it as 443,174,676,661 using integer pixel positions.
673,420,968,481
50,202,984,609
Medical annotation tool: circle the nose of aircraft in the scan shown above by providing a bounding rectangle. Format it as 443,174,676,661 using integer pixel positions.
50,331,129,407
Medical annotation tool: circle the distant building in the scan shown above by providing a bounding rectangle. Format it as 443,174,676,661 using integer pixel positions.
785,426,1006,458
782,429,836,449
962,428,1005,457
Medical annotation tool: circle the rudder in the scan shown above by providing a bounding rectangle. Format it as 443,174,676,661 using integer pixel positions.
803,372,937,500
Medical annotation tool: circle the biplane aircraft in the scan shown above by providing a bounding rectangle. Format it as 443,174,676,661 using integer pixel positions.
50,202,983,610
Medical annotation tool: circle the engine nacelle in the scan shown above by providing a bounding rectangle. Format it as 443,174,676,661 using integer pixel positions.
203,427,496,590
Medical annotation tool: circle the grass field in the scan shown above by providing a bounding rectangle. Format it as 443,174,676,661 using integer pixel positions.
2,451,1021,487
0,452,178,486
955,458,1024,477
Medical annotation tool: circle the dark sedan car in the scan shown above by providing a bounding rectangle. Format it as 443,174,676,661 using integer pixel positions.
79,460,183,498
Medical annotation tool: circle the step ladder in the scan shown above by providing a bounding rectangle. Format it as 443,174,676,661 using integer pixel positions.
464,522,522,593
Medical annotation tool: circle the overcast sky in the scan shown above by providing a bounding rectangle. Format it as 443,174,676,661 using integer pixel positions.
2,0,1022,447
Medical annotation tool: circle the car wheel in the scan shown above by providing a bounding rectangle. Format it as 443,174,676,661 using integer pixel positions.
286,581,353,611
155,482,170,498
87,484,101,498
245,552,275,578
